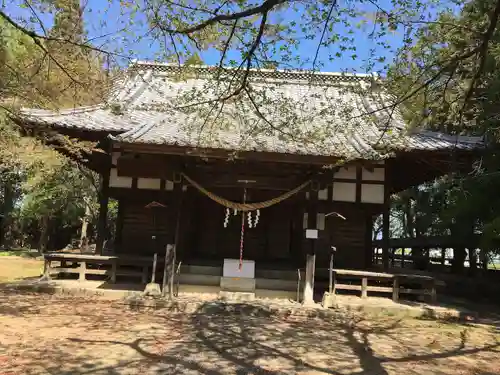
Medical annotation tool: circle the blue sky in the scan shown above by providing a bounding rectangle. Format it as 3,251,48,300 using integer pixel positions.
79,0,404,73
4,0,454,74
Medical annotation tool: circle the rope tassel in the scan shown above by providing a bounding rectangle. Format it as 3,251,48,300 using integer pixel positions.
223,208,230,228
254,209,260,227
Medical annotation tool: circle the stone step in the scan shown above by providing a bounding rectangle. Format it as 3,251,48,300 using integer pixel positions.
219,291,255,302
177,274,220,286
256,278,302,291
180,264,222,276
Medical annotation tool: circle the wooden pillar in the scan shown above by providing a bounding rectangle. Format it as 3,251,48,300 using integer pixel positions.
303,187,318,305
79,261,86,281
365,215,373,268
382,206,390,270
392,276,400,302
382,164,390,270
361,277,368,298
162,244,175,298
95,169,110,255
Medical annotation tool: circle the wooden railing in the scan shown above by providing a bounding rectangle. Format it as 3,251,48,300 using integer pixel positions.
43,253,153,283
332,269,437,303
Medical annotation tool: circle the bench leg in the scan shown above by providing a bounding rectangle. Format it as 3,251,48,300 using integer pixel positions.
392,276,400,302
332,272,336,295
79,261,86,282
429,279,437,304
142,265,148,284
111,261,117,283
361,277,368,299
43,259,52,280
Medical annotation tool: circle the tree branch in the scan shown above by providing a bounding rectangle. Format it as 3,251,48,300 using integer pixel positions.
313,0,338,70
162,0,286,35
462,0,500,108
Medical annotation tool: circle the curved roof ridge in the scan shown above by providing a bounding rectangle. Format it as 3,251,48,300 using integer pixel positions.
415,130,484,144
128,60,379,83
20,104,104,117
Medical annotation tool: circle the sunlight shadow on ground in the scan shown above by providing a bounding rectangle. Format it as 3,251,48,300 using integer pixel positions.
1,292,499,375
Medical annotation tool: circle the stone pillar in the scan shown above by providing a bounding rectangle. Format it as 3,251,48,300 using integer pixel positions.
303,253,316,304
302,187,318,305
163,177,184,298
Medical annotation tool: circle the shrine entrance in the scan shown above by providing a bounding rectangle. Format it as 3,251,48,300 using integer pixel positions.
184,175,307,267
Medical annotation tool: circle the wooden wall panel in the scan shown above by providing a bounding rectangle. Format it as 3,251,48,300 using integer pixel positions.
120,201,173,255
116,187,372,270
190,192,294,263
315,204,368,269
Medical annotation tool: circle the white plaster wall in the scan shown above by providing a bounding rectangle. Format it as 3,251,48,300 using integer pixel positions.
318,188,328,200
334,166,356,180
109,168,133,188
332,182,356,202
361,184,384,204
111,152,121,166
362,167,385,181
303,213,326,230
137,178,162,190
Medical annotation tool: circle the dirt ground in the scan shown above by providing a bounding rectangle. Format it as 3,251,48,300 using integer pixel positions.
0,290,499,375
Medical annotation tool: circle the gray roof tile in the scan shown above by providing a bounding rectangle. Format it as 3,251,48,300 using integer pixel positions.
17,62,484,160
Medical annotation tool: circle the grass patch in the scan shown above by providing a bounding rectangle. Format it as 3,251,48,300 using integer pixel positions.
0,256,43,283
0,248,39,258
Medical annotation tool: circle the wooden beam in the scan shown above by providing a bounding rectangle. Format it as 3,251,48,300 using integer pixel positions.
364,215,373,268
382,165,390,270
118,142,341,166
373,234,481,248
355,166,362,203
108,188,172,201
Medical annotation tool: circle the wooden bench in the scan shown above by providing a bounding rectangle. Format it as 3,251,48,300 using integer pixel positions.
43,253,154,283
332,269,437,303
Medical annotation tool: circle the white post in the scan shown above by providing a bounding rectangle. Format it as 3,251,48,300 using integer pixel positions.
303,254,316,305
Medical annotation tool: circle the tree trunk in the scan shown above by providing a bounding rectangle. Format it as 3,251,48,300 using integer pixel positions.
80,198,92,250
38,216,49,253
0,181,14,248
468,248,477,275
479,249,489,271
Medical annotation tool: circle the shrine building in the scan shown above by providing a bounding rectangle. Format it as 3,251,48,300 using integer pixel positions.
13,62,483,302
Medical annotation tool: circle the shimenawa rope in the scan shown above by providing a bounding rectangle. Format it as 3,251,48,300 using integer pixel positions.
181,173,311,211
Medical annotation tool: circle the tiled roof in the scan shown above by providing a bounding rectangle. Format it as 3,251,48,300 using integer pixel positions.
17,62,484,160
